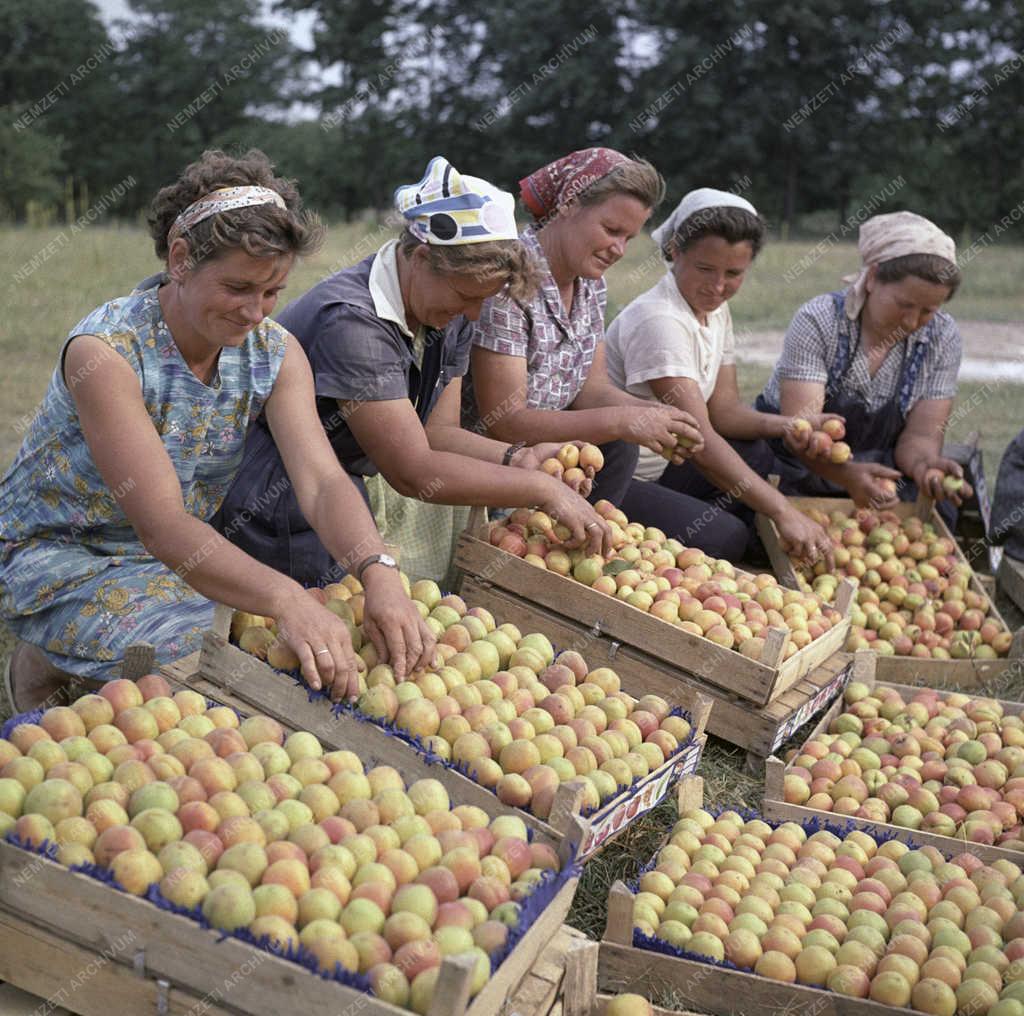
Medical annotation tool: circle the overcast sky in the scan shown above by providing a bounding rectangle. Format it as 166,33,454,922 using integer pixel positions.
90,0,319,49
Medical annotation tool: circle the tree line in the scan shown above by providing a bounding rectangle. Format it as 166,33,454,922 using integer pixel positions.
2,0,1022,239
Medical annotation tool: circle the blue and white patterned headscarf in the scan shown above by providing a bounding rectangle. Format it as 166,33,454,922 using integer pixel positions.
394,157,518,245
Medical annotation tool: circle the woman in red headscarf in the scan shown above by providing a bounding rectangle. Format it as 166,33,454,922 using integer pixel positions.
461,149,760,560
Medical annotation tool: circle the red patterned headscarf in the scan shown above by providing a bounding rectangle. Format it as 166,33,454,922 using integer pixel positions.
519,147,632,221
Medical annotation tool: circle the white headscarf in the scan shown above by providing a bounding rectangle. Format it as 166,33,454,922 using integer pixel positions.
843,211,957,319
651,187,759,256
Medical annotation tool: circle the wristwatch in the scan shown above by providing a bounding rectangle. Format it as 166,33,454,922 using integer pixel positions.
354,553,398,584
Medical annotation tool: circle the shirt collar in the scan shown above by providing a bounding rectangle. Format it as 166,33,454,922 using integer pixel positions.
369,240,415,339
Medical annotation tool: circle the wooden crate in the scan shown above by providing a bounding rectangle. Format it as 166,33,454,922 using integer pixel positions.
761,664,1024,866
757,494,1024,688
502,925,594,1016
594,782,935,1016
998,553,1024,615
462,577,857,762
0,835,577,1016
195,618,709,861
454,510,853,707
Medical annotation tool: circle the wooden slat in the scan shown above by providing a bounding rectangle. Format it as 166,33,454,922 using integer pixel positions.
460,577,851,757
0,840,405,1016
597,939,919,1016
504,926,592,1016
121,643,156,682
0,909,231,1016
465,878,579,1016
561,940,599,1016
159,650,202,685
455,528,849,706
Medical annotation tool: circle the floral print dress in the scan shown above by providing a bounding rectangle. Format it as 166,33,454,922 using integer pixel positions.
0,278,287,679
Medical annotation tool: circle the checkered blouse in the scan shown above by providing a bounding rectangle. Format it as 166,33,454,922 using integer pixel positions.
462,226,606,427
760,291,961,414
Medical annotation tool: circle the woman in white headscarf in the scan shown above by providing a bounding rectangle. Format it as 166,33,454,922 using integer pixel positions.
606,188,834,563
757,210,970,513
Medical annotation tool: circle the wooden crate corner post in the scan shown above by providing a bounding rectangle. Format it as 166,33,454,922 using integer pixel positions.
675,776,705,815
763,755,787,808
852,647,878,688
562,940,600,1016
548,779,590,865
835,576,857,618
428,953,476,1016
689,693,714,742
212,602,233,638
603,882,635,947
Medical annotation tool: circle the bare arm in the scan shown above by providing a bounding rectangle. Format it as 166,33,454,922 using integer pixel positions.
707,364,789,440
571,342,652,410
779,378,901,508
650,374,832,563
266,336,436,682
894,398,971,505
470,345,703,456
424,376,512,464
342,393,612,555
64,335,360,694
470,345,630,444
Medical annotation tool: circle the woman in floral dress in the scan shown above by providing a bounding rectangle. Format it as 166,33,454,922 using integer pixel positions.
0,149,432,710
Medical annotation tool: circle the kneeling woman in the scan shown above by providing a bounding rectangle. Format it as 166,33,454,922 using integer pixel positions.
757,211,970,514
607,189,832,562
216,156,610,585
0,150,430,711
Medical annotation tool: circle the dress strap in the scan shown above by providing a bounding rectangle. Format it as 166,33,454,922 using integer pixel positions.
825,291,853,396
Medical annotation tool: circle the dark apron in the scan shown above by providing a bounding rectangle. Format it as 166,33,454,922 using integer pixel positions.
214,328,448,587
756,292,944,516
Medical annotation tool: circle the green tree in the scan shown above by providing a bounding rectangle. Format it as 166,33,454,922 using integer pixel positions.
105,0,305,209
0,0,115,218
0,114,64,220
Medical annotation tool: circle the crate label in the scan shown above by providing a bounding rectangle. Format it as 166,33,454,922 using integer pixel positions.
576,742,700,860
770,662,853,752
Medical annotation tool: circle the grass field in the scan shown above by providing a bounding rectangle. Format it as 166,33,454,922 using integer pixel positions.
2,221,1022,471
1,221,1023,965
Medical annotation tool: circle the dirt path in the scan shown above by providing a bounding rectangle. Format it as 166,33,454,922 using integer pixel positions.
736,320,1024,382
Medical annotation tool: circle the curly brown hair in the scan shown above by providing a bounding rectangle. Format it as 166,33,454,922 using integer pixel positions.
147,149,324,268
397,228,542,303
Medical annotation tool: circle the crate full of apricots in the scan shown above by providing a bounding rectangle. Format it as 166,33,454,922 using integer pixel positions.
756,497,1023,688
454,497,853,707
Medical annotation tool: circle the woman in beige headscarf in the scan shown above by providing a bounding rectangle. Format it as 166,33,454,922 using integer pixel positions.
757,211,970,513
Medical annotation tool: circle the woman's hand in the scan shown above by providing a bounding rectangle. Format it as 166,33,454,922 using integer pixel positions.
274,596,361,702
782,413,845,456
512,441,595,496
844,461,903,509
775,507,834,569
539,479,613,557
617,406,704,462
361,566,437,683
914,457,973,506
